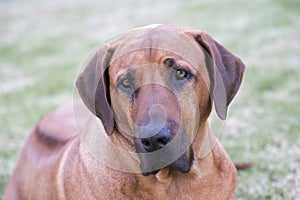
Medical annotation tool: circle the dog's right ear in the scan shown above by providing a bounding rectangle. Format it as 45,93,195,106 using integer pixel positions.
76,45,115,135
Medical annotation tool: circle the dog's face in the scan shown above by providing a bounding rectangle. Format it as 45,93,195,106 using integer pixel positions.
109,49,211,175
76,24,245,176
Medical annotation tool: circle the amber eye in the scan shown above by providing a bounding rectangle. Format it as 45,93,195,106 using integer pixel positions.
175,69,188,80
118,78,134,94
120,78,132,88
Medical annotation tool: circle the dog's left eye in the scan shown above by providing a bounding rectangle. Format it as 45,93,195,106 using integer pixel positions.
175,69,192,82
175,69,188,80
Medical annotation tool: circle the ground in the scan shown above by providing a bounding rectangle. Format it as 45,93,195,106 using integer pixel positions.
0,0,300,198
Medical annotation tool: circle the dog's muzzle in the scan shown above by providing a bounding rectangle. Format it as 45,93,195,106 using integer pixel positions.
134,105,193,176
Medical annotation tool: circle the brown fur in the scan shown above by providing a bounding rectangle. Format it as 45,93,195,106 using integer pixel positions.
3,24,245,199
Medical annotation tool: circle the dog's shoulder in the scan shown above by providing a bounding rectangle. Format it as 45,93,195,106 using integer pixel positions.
35,102,78,148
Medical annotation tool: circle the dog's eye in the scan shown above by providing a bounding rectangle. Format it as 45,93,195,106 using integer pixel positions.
175,69,189,80
121,78,131,88
118,78,134,93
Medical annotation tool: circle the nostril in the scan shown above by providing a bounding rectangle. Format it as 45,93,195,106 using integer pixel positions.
139,126,173,152
157,137,169,146
141,139,151,148
141,135,171,152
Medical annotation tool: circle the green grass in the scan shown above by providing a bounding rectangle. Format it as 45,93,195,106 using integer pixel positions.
1,0,299,198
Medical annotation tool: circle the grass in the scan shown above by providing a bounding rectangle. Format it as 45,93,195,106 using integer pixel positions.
1,0,299,198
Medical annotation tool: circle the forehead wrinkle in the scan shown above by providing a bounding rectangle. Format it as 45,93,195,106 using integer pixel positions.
138,65,169,88
110,50,149,83
109,26,203,70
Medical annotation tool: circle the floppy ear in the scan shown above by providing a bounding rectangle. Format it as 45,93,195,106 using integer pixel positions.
189,31,246,120
76,45,115,135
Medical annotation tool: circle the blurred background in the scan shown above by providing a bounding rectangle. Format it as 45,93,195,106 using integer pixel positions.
1,0,299,198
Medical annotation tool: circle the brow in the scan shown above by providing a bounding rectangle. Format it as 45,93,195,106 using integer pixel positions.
166,61,196,77
116,68,136,82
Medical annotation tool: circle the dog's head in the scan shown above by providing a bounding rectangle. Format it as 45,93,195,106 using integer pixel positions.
76,24,245,175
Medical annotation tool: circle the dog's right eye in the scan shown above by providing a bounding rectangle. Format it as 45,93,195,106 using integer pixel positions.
121,78,131,88
118,78,134,93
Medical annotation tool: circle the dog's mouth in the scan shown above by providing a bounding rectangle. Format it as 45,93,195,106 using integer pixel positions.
140,147,194,176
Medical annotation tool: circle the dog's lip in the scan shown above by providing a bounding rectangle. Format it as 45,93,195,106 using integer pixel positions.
141,160,193,176
140,160,167,176
140,147,194,176
142,169,160,176
137,130,193,176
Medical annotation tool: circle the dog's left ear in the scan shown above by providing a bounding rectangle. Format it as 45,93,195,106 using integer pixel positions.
76,45,115,135
187,31,246,120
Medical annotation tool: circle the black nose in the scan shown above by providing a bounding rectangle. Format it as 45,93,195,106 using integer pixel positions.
141,126,172,152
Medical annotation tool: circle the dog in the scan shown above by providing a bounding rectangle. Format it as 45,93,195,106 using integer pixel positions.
3,24,245,199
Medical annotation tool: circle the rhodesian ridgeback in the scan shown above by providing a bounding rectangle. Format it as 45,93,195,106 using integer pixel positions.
3,24,246,199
